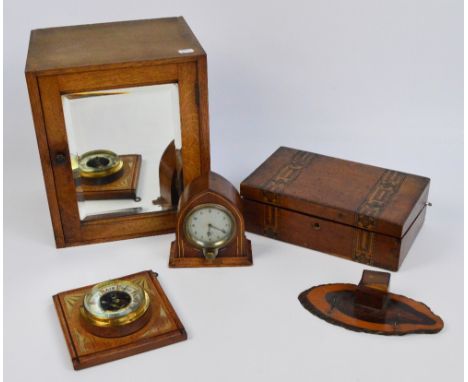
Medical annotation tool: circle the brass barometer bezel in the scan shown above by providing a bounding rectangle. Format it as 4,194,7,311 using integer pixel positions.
80,279,151,337
78,149,124,181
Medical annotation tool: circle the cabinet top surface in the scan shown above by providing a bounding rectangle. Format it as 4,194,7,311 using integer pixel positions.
25,17,205,73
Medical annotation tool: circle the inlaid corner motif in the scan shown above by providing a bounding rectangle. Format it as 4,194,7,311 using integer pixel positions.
133,277,150,294
74,329,91,353
63,293,85,317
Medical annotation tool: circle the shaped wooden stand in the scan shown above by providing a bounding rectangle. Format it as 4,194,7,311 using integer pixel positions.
298,270,444,335
53,271,186,370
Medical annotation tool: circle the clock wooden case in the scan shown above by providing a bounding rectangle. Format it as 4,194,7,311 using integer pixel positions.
25,17,210,247
170,172,253,267
155,140,183,208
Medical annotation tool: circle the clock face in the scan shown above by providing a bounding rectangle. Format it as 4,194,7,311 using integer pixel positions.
184,204,235,249
83,280,147,321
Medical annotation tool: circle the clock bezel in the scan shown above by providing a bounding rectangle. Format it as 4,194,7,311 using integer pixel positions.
183,203,236,250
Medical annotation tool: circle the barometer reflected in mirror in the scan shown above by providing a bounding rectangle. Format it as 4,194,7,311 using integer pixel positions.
62,83,183,221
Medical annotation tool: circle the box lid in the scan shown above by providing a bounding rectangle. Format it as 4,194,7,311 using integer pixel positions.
240,147,430,238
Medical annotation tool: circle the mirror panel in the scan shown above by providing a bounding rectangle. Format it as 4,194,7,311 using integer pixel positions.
62,83,182,221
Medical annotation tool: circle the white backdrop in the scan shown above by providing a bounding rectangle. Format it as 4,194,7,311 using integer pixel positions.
4,1,463,381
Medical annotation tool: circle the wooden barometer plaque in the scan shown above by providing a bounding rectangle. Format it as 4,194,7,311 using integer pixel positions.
53,271,186,370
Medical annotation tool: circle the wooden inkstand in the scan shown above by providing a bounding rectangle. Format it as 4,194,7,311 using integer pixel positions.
354,270,391,310
298,270,444,335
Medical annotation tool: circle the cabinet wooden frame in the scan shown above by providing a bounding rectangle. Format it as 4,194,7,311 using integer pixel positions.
25,18,211,247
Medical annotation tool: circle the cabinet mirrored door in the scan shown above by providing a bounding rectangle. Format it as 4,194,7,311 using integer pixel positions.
61,83,183,221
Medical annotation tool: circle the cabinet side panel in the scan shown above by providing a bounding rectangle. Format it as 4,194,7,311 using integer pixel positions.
196,55,210,175
25,72,65,247
38,75,83,244
178,61,202,185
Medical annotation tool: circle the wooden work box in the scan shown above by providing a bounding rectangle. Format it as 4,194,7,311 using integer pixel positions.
240,147,431,271
25,17,210,247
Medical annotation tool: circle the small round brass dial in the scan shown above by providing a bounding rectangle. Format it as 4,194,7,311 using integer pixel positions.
80,280,151,337
78,150,124,180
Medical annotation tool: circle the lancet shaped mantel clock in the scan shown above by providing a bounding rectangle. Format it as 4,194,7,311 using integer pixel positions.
25,17,210,247
170,172,253,267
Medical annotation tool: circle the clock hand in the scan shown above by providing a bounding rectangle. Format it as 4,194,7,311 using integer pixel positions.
208,223,226,234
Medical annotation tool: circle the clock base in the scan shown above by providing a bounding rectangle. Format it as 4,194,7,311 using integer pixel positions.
169,240,253,268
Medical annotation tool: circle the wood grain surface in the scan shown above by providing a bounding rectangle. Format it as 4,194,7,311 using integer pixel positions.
25,17,211,247
240,147,430,270
298,270,443,336
170,172,253,267
53,270,187,370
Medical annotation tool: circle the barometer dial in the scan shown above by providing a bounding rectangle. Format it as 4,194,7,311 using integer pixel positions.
81,280,150,328
78,149,123,179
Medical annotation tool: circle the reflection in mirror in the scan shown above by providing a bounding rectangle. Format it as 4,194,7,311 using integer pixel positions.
62,84,183,221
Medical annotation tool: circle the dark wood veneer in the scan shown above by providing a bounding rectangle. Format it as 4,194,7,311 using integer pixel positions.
241,147,430,271
298,270,443,335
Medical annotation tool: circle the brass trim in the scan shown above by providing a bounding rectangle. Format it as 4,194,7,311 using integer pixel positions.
78,150,124,179
183,203,236,251
81,280,150,328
